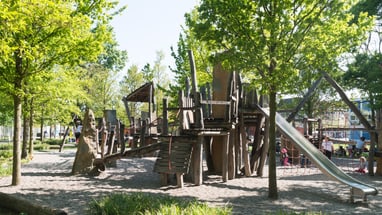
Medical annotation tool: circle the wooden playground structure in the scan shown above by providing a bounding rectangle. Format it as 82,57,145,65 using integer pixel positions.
84,50,271,188
69,51,379,201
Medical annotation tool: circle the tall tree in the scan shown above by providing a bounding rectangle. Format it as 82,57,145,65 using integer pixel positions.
0,0,120,185
187,0,373,199
82,37,127,117
169,10,214,105
119,64,145,124
342,0,382,175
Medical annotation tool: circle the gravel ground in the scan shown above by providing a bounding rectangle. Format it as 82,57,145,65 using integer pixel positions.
0,149,381,214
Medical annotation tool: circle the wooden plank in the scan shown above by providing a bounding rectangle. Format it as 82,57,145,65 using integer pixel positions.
200,100,231,105
193,136,203,185
94,142,162,166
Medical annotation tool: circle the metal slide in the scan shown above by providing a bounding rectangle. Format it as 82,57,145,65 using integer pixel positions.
259,107,378,202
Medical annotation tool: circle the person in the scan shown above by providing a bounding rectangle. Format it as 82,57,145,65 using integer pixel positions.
75,124,83,143
276,142,281,155
335,146,346,157
280,147,290,166
321,136,334,160
347,143,353,158
300,154,311,168
354,136,366,158
355,156,367,174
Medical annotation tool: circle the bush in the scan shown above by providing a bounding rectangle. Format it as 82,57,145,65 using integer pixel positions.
0,143,12,150
88,192,231,215
33,143,51,151
0,150,12,159
0,161,12,176
43,139,62,145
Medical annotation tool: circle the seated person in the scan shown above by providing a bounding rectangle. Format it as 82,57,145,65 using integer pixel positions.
355,156,367,174
335,146,346,157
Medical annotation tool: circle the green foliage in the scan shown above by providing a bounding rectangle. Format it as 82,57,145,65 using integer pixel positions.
33,143,51,151
169,10,214,108
0,92,13,125
118,51,169,123
0,161,12,177
87,192,231,215
351,0,382,22
185,0,374,200
0,143,12,151
0,144,13,176
187,0,373,94
42,138,62,146
343,53,382,109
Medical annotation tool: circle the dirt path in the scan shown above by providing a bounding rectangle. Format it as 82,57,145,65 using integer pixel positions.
0,150,381,214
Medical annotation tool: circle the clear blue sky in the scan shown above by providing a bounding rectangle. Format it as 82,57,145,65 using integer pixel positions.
111,0,198,73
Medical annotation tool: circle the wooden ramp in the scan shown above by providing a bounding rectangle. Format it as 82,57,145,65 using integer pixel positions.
153,136,194,188
93,137,194,188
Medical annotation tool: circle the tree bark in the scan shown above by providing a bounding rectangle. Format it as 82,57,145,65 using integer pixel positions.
40,107,44,143
22,116,29,159
12,50,23,186
21,88,29,159
28,97,34,158
268,91,278,199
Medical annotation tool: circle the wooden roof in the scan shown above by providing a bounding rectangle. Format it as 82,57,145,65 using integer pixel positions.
122,82,155,103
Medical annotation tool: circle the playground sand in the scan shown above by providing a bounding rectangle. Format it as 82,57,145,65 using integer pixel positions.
0,150,381,215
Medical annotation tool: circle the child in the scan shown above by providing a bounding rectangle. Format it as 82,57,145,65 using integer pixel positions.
280,147,290,166
355,156,367,174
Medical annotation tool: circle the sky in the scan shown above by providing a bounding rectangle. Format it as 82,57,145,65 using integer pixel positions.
111,0,199,74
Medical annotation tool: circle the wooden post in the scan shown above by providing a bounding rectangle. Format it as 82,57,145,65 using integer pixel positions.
240,113,251,176
119,121,125,154
235,126,242,176
222,133,229,182
228,129,235,180
257,117,269,177
286,77,322,122
193,136,204,185
162,98,168,135
176,173,184,188
188,50,198,98
58,126,70,152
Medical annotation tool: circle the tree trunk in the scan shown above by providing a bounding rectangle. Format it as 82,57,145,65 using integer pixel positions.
22,116,29,159
12,95,22,186
22,88,30,159
28,98,34,158
12,51,23,186
376,108,382,175
40,107,44,143
268,91,278,199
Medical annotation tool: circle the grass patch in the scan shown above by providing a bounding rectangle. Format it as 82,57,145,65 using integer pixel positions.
88,192,232,215
0,143,13,176
0,139,65,176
